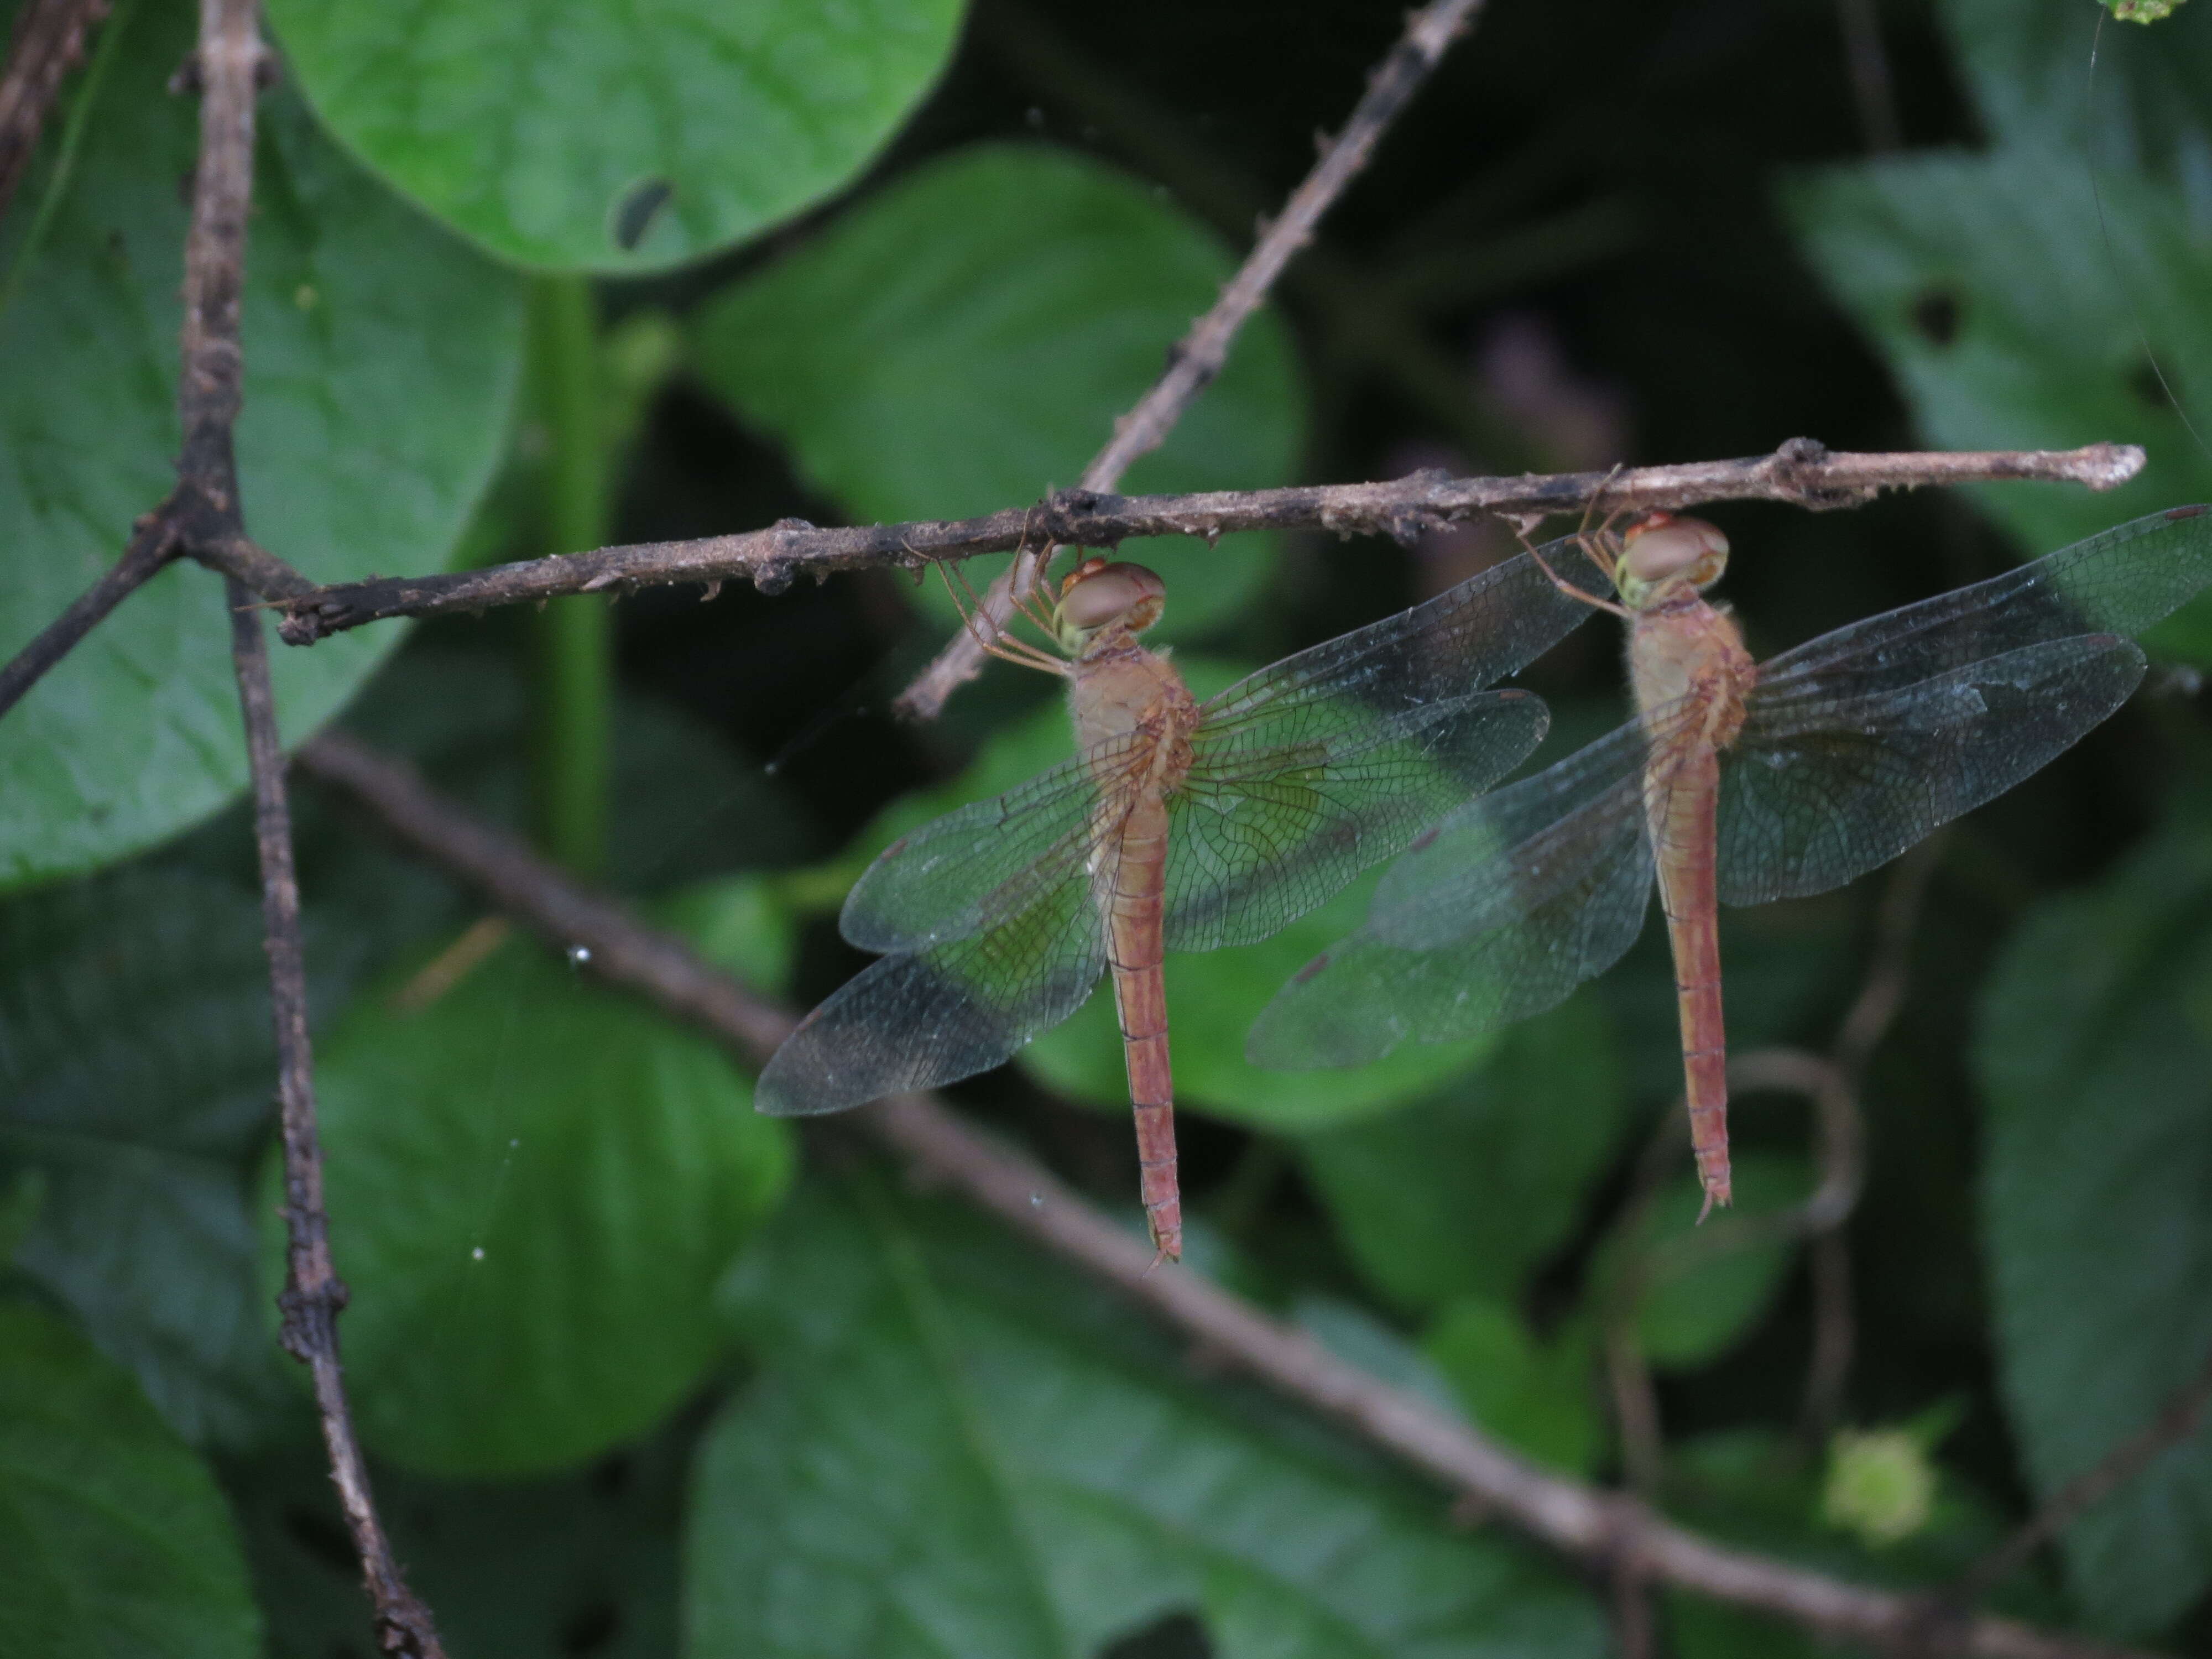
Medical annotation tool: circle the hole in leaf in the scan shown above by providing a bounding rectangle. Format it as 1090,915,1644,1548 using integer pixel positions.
281,1503,359,1574
612,178,674,252
1910,288,1960,347
560,1600,622,1655
1100,1611,1211,1658
2128,353,2178,411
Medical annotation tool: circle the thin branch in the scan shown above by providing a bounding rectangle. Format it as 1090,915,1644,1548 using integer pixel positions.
0,0,109,222
181,1,444,1651
0,507,176,719
895,0,1493,721
271,440,2147,646
298,728,2151,1659
231,592,444,1659
1952,1344,2212,1607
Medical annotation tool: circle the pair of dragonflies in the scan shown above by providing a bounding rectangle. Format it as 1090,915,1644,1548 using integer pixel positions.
758,502,2212,1259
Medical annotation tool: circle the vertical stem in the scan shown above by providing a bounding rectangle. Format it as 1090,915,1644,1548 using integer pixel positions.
527,273,612,877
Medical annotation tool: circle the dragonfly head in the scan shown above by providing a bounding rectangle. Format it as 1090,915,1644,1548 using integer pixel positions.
1614,512,1729,607
1055,558,1166,651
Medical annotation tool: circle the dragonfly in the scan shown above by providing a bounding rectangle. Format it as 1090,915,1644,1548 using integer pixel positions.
1249,504,2212,1215
754,542,1611,1258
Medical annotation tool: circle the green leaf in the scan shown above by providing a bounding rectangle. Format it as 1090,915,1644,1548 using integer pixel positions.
262,0,966,273
1425,1297,1603,1477
0,1297,261,1658
1785,36,2212,660
688,1182,1608,1659
1297,994,1628,1311
0,0,525,888
0,865,289,1447
692,143,1303,644
296,933,792,1477
1600,1153,1813,1374
1944,0,2212,163
1975,813,2212,1634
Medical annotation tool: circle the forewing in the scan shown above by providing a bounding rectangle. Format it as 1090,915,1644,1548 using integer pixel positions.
1196,536,1600,732
1754,505,2212,707
1163,687,1549,952
1246,718,1665,1071
758,832,1114,1115
840,735,1144,952
1719,635,2146,906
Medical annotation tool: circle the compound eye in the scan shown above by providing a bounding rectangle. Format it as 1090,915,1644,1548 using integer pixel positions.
1621,514,1729,585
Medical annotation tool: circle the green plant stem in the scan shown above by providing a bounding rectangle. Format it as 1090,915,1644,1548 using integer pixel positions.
528,273,613,878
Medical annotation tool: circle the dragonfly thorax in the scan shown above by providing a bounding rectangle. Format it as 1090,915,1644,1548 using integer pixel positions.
1614,513,1729,611
1055,559,1166,654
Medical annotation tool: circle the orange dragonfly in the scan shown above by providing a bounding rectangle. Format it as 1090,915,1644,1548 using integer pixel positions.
1250,504,2212,1215
755,544,1607,1257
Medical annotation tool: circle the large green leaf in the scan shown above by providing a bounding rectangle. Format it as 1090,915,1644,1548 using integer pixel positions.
688,1183,1607,1659
1785,0,2212,662
1297,994,1628,1312
1425,1297,1604,1477
0,865,290,1447
1975,815,2212,1634
263,0,964,272
0,0,525,888
296,932,792,1477
692,143,1303,644
0,1297,261,1658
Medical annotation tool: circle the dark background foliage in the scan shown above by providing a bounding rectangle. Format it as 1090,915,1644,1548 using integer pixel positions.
3,0,2210,1654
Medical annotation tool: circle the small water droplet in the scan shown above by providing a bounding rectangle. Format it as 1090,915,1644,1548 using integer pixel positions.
567,944,592,967
1029,1193,1044,1207
509,1138,520,1149
471,1246,485,1261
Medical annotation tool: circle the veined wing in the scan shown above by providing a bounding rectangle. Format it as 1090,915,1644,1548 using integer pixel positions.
1159,537,1601,953
1718,635,2146,906
1196,535,1600,733
757,830,1115,1115
840,734,1147,953
1245,711,1679,1070
1164,686,1548,951
1753,505,2212,707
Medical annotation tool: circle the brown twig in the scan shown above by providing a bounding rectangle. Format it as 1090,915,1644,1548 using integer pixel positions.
0,0,109,222
184,1,442,1651
894,0,1494,721
269,440,2147,646
231,593,444,1659
297,728,2148,1659
1951,1344,2212,1607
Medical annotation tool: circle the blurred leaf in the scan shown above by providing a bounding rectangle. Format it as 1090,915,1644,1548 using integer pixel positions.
295,934,792,1477
0,1297,261,1657
0,866,290,1446
1945,0,2212,173
1787,4,2212,664
0,0,524,888
1601,1153,1813,1373
1976,813,2212,1633
690,1182,1608,1659
651,873,797,998
692,143,1303,643
1291,1294,1465,1418
262,0,964,273
1298,994,1627,1311
1426,1297,1603,1477
232,1416,692,1659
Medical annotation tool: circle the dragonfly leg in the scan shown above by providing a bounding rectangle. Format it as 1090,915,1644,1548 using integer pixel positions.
938,560,1068,676
1521,531,1634,619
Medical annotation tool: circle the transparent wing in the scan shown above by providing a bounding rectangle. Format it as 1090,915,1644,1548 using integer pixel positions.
1718,635,2146,905
757,830,1115,1115
1245,714,1672,1070
1195,535,1601,732
839,735,1146,953
1164,687,1548,952
1753,505,2212,706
